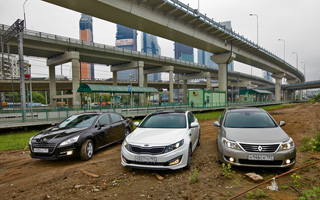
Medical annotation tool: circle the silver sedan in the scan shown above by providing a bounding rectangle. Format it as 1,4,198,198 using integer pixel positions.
213,107,296,168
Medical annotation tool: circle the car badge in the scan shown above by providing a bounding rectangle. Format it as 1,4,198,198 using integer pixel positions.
144,144,149,147
258,145,263,152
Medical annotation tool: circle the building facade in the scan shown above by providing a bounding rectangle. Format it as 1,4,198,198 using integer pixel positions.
115,25,138,81
174,42,194,62
79,14,94,80
141,32,161,81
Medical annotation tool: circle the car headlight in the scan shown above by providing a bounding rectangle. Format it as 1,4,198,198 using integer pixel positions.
59,135,80,147
164,139,184,153
29,136,34,146
222,137,240,150
280,138,295,150
123,139,131,151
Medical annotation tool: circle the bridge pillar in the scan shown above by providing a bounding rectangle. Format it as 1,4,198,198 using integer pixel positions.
71,58,81,107
49,65,57,106
113,71,117,86
138,61,145,105
206,77,211,91
183,80,188,104
144,74,148,104
210,52,236,92
271,73,285,101
169,67,174,103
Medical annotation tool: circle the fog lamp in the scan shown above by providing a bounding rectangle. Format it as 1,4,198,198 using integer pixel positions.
229,157,235,162
286,159,291,164
169,158,180,166
122,156,127,163
66,150,73,156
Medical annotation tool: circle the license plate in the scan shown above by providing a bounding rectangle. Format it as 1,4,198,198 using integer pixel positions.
248,155,274,161
33,148,49,153
135,156,157,163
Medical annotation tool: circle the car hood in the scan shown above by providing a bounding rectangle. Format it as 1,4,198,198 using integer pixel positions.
225,127,290,144
33,127,88,142
126,128,187,145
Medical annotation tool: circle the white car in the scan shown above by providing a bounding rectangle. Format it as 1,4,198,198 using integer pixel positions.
121,110,200,170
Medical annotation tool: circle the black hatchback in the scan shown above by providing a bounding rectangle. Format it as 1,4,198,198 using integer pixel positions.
29,112,133,161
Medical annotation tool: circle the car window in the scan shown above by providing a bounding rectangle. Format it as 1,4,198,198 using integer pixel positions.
98,114,111,126
110,113,123,123
224,111,277,128
188,112,195,127
219,109,226,125
140,113,186,128
59,114,98,128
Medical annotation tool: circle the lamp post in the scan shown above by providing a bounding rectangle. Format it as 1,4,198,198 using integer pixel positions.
249,13,259,45
249,13,258,75
278,39,286,61
27,64,33,119
129,74,133,109
23,0,28,29
292,52,299,69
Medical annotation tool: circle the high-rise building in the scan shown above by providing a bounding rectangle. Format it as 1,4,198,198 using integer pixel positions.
79,14,94,80
263,71,273,81
115,25,138,81
198,21,234,72
141,32,161,81
174,42,194,62
0,54,30,80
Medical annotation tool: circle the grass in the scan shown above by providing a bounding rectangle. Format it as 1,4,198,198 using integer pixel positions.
0,103,295,151
260,104,294,111
0,130,39,151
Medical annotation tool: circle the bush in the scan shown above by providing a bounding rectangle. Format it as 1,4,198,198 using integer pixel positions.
300,131,320,152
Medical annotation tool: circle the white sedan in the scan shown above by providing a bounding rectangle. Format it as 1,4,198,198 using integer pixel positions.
121,110,200,170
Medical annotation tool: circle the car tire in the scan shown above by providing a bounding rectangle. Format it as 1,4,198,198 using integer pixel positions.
184,145,192,170
197,132,200,146
80,139,94,161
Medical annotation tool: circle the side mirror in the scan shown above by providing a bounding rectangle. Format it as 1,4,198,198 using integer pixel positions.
213,121,221,127
190,122,199,128
134,122,140,127
279,121,286,127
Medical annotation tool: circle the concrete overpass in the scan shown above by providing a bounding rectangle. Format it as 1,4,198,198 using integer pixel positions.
1,23,274,106
41,0,305,99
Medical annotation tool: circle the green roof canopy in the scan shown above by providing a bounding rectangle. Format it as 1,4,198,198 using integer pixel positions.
239,89,272,95
77,84,158,94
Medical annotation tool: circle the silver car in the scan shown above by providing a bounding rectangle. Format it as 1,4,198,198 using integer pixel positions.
213,107,296,168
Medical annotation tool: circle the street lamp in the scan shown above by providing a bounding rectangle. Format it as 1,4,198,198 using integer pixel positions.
249,13,258,75
292,52,299,69
23,0,28,29
129,74,133,109
278,39,286,61
249,13,259,45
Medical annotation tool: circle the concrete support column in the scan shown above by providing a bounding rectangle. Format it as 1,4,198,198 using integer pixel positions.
183,80,188,104
299,90,303,100
169,68,174,103
71,58,81,107
210,52,236,93
272,73,285,101
113,71,117,86
49,65,57,107
144,74,148,104
206,77,211,91
138,62,144,105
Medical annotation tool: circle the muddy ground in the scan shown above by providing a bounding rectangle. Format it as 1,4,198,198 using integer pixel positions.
0,103,320,200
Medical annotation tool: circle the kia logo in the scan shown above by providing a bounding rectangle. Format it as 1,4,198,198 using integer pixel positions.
144,144,149,147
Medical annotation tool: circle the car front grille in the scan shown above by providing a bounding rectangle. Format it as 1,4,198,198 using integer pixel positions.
31,142,56,154
239,143,280,153
239,159,283,166
130,145,165,155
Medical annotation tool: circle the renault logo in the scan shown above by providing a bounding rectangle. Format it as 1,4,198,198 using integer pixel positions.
258,146,263,152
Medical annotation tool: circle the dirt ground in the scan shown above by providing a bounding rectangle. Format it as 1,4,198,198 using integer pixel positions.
1,103,320,200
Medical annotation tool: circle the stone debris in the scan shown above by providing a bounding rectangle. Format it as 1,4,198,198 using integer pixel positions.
74,185,84,189
245,173,264,182
80,170,100,178
155,174,164,181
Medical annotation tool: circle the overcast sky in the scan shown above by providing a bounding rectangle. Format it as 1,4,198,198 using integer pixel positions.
1,0,319,81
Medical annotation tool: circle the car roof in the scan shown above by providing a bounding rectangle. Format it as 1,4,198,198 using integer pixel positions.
149,110,188,116
226,107,265,113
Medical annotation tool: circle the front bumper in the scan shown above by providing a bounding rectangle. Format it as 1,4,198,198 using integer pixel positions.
29,143,81,160
219,146,296,168
121,144,189,170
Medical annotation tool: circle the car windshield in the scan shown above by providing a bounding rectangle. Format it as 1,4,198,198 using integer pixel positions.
139,113,186,128
58,114,99,128
224,111,277,128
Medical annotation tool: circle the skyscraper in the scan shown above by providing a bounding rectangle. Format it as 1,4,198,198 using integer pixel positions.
174,42,194,62
115,25,138,81
141,32,161,81
79,14,94,80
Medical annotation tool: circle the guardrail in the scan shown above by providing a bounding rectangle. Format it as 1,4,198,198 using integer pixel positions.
0,101,293,124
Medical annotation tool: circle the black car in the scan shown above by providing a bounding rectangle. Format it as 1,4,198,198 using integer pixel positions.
29,112,133,161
